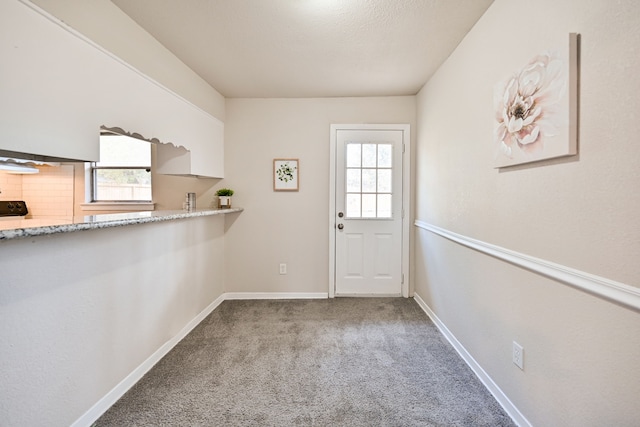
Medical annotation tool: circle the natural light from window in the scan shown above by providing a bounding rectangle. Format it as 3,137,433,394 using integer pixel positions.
92,134,151,202
345,142,393,219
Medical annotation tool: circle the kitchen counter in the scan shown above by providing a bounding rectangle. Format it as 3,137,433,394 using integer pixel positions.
0,208,243,241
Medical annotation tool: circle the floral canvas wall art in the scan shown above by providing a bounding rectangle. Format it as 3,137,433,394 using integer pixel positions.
494,33,578,168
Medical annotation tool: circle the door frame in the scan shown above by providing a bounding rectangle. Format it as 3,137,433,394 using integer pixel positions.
329,124,411,298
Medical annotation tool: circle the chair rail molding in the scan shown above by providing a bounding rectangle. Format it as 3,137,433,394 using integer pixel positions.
414,220,640,313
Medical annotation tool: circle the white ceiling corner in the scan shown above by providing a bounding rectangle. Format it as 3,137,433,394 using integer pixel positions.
111,0,494,98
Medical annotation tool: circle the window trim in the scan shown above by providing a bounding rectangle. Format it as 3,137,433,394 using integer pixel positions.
83,161,155,213
80,201,155,212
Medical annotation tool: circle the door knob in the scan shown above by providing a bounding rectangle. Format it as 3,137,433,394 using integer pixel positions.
337,223,344,230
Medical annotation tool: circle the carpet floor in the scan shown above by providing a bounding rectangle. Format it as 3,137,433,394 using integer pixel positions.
95,298,515,426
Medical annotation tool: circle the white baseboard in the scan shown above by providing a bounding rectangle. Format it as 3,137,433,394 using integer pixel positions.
223,292,329,300
72,291,328,426
413,293,531,427
71,293,226,427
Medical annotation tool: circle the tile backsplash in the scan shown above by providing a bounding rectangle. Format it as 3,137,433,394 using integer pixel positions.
0,165,74,217
0,173,22,200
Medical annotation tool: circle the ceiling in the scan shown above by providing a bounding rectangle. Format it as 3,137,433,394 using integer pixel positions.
111,0,493,98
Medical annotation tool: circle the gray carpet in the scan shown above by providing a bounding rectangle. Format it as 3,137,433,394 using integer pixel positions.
95,298,515,426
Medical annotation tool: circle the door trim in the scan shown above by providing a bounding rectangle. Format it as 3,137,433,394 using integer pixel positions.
329,124,411,298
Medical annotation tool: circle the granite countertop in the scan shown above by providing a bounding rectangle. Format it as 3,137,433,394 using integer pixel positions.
0,208,243,241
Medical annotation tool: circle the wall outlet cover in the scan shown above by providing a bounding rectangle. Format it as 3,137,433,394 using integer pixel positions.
513,341,524,370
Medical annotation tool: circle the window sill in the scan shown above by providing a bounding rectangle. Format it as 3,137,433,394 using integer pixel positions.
81,202,156,212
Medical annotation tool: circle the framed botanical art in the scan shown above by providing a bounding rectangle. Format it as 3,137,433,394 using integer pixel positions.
494,33,579,168
273,158,299,191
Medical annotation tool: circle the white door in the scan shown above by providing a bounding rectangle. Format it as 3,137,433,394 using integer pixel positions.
331,126,407,296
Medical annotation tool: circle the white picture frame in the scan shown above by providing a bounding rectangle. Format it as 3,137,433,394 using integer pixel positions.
273,158,299,191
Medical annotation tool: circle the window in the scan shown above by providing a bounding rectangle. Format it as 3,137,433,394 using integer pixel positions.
345,142,393,218
91,134,152,202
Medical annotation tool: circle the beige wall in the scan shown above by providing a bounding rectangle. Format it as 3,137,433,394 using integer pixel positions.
0,215,226,426
223,97,415,294
414,0,640,425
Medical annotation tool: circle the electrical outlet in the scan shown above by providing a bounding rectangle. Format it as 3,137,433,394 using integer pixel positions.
279,263,287,275
512,341,524,370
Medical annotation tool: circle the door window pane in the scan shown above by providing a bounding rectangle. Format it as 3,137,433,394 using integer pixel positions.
346,143,361,168
362,194,377,218
346,194,361,218
346,169,361,193
362,144,377,167
377,169,392,193
378,144,392,168
377,194,392,218
361,169,376,193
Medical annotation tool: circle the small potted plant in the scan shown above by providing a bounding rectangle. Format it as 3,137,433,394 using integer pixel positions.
215,188,234,209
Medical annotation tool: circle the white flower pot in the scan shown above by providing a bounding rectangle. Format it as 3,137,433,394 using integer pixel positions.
218,196,232,209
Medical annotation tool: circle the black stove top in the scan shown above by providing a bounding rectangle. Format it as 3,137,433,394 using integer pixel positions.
0,200,28,217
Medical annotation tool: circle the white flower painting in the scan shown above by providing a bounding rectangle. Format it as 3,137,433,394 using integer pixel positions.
494,33,578,168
